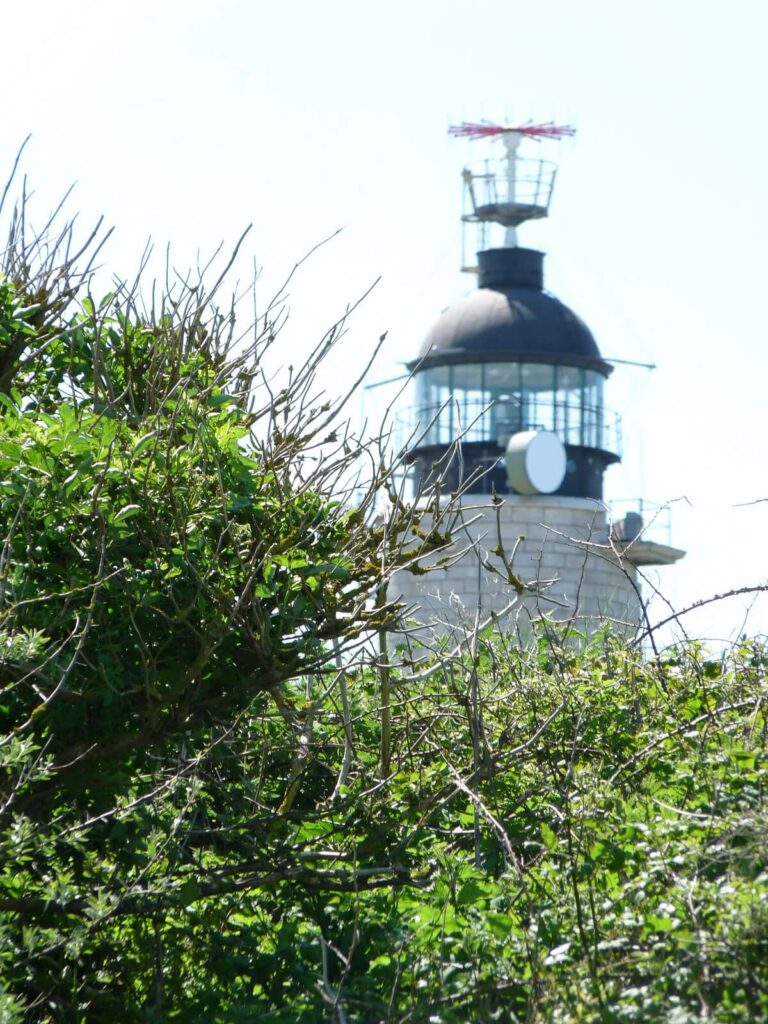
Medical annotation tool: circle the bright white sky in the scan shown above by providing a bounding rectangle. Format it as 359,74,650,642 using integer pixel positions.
3,0,767,644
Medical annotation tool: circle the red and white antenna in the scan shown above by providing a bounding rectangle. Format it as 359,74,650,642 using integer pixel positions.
448,120,576,141
450,121,575,265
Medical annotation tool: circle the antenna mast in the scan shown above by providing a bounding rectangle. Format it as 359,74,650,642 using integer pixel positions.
449,120,576,269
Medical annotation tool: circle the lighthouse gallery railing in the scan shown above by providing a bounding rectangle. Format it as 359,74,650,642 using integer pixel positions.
398,396,622,457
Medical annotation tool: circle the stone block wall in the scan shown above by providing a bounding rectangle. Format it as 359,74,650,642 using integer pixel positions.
390,495,642,642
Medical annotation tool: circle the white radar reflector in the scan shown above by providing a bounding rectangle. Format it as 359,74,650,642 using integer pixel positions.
505,430,567,495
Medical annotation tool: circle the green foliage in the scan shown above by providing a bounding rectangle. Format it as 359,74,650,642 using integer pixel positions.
5,609,767,1020
0,182,766,1021
0,390,367,771
0,184,410,1019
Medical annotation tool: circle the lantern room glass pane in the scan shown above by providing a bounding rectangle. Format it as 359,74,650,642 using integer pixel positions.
522,363,556,433
412,361,607,450
583,370,604,448
554,365,583,442
451,365,485,441
484,363,521,440
415,365,452,444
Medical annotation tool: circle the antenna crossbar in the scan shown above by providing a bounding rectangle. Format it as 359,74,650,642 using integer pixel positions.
449,120,576,141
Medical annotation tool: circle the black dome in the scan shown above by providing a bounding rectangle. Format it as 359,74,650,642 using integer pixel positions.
411,248,611,376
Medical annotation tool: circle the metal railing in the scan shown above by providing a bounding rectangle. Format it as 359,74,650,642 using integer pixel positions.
398,397,622,456
462,157,557,222
608,499,674,547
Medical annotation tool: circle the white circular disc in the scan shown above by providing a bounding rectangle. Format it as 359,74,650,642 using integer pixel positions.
525,431,567,493
505,430,567,494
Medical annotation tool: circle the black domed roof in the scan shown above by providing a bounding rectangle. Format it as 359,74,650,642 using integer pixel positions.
411,248,611,376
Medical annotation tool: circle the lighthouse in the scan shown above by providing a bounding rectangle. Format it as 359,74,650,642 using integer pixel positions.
393,122,684,639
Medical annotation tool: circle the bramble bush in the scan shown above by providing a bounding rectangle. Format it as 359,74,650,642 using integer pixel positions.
0,164,766,1022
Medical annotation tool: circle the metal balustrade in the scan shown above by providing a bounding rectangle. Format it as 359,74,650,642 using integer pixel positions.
398,396,622,456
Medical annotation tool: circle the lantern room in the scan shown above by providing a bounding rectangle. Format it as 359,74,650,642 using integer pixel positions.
405,245,621,500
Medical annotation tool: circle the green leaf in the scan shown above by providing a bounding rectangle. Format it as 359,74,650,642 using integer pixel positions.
540,821,558,851
133,431,157,456
485,913,515,938
176,878,200,907
113,504,141,523
207,392,236,407
456,879,491,906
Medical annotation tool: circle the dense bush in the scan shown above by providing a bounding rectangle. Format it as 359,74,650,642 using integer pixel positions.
0,176,438,1020
7,622,766,1022
0,175,766,1022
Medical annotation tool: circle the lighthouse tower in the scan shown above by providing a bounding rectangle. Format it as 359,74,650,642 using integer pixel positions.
393,122,684,638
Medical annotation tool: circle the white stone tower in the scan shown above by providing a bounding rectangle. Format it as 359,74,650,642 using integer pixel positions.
392,122,684,639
